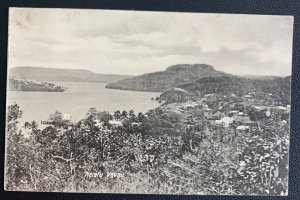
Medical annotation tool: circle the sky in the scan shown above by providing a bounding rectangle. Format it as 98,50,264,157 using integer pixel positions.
8,8,294,76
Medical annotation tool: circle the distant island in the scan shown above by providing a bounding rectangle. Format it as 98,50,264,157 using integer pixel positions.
8,78,66,92
10,67,132,83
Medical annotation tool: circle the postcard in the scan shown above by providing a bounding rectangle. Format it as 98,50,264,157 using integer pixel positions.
5,7,293,195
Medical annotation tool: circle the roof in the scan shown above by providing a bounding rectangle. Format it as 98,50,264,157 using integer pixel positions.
108,120,123,126
237,112,244,116
275,106,287,110
236,125,250,130
212,111,222,116
204,93,217,97
216,117,234,127
234,116,254,124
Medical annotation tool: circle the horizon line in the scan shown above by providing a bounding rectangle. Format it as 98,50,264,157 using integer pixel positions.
9,65,291,77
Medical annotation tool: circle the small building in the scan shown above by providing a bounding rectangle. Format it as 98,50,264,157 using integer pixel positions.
131,122,141,127
215,117,234,127
61,114,71,121
237,112,244,116
236,125,250,131
234,116,255,125
254,106,263,110
229,110,239,115
109,120,123,127
207,111,222,120
204,93,218,100
275,106,287,111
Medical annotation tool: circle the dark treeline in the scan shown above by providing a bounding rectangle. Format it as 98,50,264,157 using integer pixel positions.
177,76,291,105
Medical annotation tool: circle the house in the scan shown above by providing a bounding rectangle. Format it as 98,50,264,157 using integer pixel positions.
229,110,239,115
234,116,255,125
204,93,218,100
275,106,287,111
215,117,234,127
236,125,250,131
108,120,123,127
207,111,222,120
254,106,264,110
131,122,141,127
237,112,244,116
61,114,71,121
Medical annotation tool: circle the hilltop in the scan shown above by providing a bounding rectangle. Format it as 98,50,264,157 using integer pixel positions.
9,67,132,83
105,64,231,92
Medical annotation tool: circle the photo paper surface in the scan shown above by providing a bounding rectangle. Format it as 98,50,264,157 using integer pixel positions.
5,8,293,195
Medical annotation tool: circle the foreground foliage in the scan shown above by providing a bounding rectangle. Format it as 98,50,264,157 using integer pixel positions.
5,104,289,195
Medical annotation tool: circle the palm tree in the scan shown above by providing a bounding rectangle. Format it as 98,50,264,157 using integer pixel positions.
129,110,136,121
23,122,31,129
31,121,38,130
121,111,128,120
114,110,121,121
137,112,145,122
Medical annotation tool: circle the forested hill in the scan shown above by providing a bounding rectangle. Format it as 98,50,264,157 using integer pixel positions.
105,64,231,92
10,67,132,83
177,76,291,104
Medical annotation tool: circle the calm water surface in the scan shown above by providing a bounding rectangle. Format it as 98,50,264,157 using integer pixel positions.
7,82,161,128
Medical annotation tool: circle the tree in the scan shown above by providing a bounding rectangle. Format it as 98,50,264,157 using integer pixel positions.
129,110,136,121
86,108,98,119
49,110,70,128
121,111,128,120
6,103,29,190
114,110,121,121
137,112,145,122
98,111,113,125
7,103,23,123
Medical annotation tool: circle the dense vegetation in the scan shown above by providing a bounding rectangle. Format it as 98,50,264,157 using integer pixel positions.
173,76,291,105
106,64,230,92
5,102,289,195
8,78,66,92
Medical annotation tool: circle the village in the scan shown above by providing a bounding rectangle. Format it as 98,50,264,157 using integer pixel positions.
159,88,290,134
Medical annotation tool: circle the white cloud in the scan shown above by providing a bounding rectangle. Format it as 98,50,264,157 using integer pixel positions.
8,8,294,76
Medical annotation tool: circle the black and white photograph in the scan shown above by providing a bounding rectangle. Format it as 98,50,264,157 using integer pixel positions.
5,7,293,195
